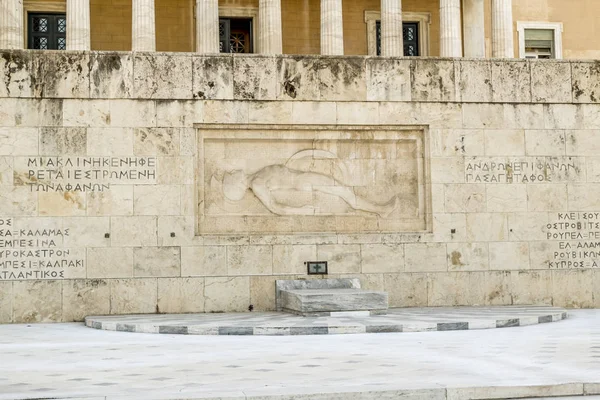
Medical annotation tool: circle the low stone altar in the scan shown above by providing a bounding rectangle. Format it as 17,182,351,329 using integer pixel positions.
276,278,389,316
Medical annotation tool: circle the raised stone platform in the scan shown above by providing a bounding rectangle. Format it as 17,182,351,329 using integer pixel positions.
281,289,389,316
85,306,568,336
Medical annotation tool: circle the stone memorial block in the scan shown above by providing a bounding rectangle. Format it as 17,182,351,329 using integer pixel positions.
196,124,431,234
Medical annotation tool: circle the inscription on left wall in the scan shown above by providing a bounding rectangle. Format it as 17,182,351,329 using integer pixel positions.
14,156,157,192
0,218,85,280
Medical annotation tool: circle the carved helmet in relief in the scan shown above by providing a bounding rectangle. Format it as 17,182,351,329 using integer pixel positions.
222,170,248,201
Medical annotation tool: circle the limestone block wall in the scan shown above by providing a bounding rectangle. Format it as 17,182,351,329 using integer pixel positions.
0,50,599,323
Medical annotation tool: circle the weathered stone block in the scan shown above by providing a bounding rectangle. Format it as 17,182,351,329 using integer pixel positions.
157,277,204,313
484,129,525,156
292,101,336,124
489,242,530,270
429,129,485,157
0,186,37,216
317,244,361,274
248,101,293,124
572,61,600,103
405,243,447,272
544,104,584,129
13,281,62,323
90,52,133,99
193,55,233,100
181,246,226,276
133,246,180,277
0,50,33,98
318,57,366,101
466,213,508,242
109,99,156,127
366,58,411,101
0,127,38,155
360,243,404,273
86,128,133,156
227,245,273,275
0,282,12,323
510,270,552,305
62,280,110,321
87,247,133,278
491,60,531,103
203,100,248,123
444,184,486,213
486,185,527,212
447,243,489,272
87,185,134,216
276,56,320,100
133,185,181,216
525,129,566,156
63,217,110,247
384,272,428,307
427,272,487,306
527,184,567,211
503,104,544,129
40,127,87,155
155,100,203,127
272,244,317,275
233,56,277,100
336,102,379,124
411,59,456,102
134,53,193,99
204,276,250,312
110,216,157,247
134,127,180,156
456,60,492,102
530,61,572,103
109,278,158,314
32,52,90,98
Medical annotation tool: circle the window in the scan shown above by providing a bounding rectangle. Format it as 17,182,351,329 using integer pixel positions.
28,13,66,50
375,21,419,56
219,18,253,53
365,11,431,56
517,22,563,59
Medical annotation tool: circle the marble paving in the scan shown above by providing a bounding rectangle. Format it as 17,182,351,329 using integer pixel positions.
0,310,599,400
85,306,567,335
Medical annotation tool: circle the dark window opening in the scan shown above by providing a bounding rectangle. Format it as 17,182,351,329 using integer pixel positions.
28,13,66,50
219,18,253,53
376,21,419,56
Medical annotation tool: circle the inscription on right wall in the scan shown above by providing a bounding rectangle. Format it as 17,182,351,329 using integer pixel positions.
545,212,600,269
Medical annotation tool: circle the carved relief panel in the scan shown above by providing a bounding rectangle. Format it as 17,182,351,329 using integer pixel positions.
196,125,431,234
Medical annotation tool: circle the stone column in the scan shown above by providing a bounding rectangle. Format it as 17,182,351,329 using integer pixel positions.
0,0,24,49
320,0,343,55
439,0,461,57
258,0,283,54
66,0,90,50
132,0,156,51
492,0,514,58
463,0,484,58
380,0,403,56
196,0,219,53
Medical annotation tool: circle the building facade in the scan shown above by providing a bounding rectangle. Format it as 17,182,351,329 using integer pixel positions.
0,0,599,323
2,0,600,58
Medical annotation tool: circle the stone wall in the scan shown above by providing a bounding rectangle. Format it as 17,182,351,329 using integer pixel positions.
1,50,600,323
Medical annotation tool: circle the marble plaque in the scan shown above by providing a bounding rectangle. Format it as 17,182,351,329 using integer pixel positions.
197,125,430,234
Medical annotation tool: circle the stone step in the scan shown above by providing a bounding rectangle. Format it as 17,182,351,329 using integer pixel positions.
280,288,388,316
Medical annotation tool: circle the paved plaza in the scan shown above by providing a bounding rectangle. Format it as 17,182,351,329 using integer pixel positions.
1,309,600,399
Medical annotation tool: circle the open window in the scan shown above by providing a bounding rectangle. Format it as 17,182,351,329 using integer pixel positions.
517,22,563,59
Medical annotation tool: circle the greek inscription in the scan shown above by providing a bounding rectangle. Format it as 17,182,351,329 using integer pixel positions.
0,218,84,280
544,212,600,269
15,156,157,192
465,157,583,184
